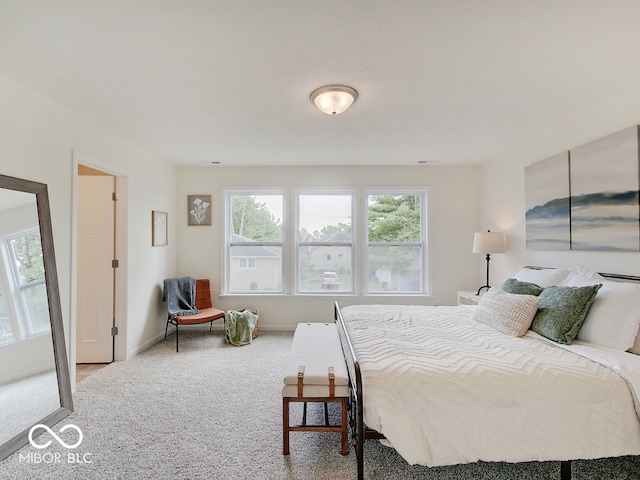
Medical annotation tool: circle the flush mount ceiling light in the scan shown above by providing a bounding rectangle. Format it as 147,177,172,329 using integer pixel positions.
310,84,358,115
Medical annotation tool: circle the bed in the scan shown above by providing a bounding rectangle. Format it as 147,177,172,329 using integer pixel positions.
333,266,640,480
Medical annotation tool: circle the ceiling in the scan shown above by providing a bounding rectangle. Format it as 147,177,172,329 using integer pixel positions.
2,1,640,167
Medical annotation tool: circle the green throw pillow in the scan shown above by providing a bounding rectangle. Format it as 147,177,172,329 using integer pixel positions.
501,278,544,296
530,284,602,344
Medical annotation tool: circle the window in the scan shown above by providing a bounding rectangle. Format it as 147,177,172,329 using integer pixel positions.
239,258,256,269
367,192,425,293
296,193,353,293
8,230,49,334
223,188,428,295
226,192,283,293
0,228,50,346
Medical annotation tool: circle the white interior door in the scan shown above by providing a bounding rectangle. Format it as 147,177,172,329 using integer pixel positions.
77,175,114,363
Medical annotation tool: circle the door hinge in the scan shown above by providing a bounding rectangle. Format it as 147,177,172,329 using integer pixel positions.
112,192,120,201
111,326,118,336
112,259,119,268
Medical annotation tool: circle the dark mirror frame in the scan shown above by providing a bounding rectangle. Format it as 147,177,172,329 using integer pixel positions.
0,174,73,461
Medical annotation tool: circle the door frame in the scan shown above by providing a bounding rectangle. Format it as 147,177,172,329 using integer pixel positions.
70,151,129,388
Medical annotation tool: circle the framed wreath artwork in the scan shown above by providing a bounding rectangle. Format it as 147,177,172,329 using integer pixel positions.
188,195,211,226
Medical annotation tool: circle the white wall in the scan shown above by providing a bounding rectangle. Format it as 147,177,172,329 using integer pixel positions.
0,72,177,367
481,82,640,284
176,165,482,330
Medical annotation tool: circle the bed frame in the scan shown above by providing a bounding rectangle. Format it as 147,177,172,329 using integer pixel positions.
333,268,640,480
333,301,383,480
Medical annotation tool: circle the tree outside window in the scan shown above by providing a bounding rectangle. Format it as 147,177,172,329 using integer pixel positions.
8,230,50,336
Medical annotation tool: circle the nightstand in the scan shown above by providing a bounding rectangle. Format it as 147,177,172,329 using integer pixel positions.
457,291,482,306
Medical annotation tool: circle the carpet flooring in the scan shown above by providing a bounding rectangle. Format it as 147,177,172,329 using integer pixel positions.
1,331,640,479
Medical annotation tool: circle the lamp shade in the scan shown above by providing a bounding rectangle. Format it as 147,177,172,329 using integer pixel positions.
472,231,505,254
310,85,358,115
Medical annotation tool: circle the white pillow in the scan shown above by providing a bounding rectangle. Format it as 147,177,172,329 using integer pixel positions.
564,273,640,351
472,288,541,337
558,265,602,286
514,267,570,288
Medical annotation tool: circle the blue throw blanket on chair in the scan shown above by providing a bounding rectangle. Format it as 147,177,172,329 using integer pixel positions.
163,277,200,319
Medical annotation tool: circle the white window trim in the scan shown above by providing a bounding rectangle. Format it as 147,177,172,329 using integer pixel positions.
222,186,430,296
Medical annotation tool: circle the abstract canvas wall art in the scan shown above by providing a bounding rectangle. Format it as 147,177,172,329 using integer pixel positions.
525,125,640,251
570,126,640,251
525,152,571,250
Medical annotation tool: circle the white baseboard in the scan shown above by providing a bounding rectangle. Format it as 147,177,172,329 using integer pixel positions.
129,331,168,358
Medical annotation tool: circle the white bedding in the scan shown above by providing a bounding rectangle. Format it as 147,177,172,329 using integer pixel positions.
340,304,640,467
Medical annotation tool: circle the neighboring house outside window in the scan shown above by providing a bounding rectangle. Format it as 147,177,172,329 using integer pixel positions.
230,234,281,291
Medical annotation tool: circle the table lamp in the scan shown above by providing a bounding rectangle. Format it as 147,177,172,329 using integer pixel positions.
472,230,505,295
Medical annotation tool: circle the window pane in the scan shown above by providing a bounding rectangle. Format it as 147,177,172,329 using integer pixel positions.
0,287,13,345
23,283,50,334
230,195,283,242
298,246,352,292
299,194,352,240
9,231,49,336
298,194,352,293
368,245,421,293
229,245,282,292
10,232,45,285
368,194,421,242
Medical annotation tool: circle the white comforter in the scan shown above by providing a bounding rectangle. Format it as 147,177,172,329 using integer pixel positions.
340,304,640,467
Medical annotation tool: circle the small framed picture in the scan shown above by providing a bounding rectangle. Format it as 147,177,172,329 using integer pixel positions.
188,195,212,226
152,211,168,246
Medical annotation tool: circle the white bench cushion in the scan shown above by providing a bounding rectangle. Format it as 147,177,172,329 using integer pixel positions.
282,323,349,398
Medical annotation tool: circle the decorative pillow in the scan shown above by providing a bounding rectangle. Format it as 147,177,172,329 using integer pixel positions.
514,267,570,288
530,284,602,344
563,274,640,351
472,288,541,337
501,278,544,296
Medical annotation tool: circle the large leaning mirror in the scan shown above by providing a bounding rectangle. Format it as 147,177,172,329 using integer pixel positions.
0,174,73,461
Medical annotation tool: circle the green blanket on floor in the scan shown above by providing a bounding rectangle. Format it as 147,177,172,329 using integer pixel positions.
225,309,258,346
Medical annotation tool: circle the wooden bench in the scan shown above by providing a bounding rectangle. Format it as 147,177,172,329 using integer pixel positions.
282,322,350,456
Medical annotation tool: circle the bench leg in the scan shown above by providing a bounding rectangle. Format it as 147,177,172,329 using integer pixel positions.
283,398,290,455
283,397,349,456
